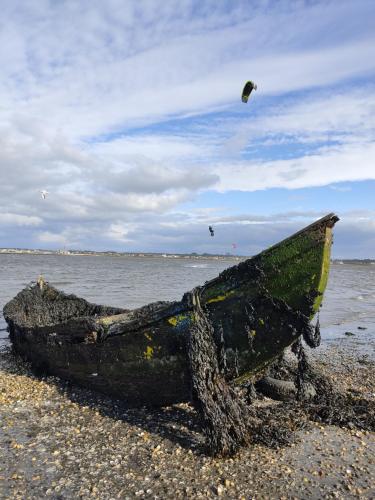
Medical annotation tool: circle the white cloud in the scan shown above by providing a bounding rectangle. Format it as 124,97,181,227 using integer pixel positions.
105,223,137,243
98,191,193,212
0,213,42,226
222,87,375,153
37,231,67,245
215,142,375,192
92,135,209,163
94,163,218,194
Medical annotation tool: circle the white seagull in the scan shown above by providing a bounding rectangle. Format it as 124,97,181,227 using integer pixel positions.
40,190,49,199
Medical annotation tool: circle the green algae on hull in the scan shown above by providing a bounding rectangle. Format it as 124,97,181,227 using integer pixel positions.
200,214,337,317
261,223,335,315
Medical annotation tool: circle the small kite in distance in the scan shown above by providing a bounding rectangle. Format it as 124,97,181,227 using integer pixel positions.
232,243,237,250
40,190,49,199
209,226,214,237
241,81,257,103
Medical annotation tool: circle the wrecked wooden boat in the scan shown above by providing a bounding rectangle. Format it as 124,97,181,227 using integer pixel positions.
3,213,338,406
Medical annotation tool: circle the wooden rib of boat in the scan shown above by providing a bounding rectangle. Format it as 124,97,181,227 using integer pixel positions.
3,213,339,406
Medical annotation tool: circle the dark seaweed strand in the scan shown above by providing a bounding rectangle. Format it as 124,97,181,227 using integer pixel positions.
291,338,310,401
186,288,251,457
290,303,320,400
303,305,321,349
217,322,227,375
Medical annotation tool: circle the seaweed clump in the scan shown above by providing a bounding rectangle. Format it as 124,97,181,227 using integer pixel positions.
186,288,252,457
302,365,375,431
185,287,318,457
270,348,375,431
253,351,375,446
186,289,374,457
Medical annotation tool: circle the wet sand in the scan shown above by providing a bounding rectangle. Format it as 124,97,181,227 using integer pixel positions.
1,339,374,499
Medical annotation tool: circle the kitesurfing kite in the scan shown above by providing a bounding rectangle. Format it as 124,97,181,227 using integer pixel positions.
208,226,214,237
232,243,237,250
241,81,257,103
40,190,49,199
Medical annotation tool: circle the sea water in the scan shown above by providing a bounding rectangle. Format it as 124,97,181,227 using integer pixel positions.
1,255,374,355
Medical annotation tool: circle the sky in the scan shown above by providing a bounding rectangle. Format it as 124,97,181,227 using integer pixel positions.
0,0,374,258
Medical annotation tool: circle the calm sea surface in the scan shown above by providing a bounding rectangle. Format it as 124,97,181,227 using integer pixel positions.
1,255,374,353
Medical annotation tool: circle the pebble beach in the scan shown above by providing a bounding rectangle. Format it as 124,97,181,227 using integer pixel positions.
1,337,374,499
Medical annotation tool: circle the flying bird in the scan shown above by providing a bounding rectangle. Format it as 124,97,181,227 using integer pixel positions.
208,226,214,237
40,190,49,199
241,81,257,103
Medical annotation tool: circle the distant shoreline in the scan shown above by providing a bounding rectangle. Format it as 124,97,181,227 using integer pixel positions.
0,248,373,263
0,248,241,260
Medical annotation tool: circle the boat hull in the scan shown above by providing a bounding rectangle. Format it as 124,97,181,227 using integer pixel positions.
4,214,338,406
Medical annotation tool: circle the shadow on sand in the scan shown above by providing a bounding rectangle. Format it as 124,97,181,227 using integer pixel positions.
0,346,204,454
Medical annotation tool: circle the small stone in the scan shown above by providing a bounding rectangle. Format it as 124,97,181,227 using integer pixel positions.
216,484,224,496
